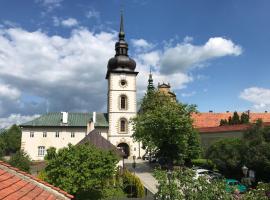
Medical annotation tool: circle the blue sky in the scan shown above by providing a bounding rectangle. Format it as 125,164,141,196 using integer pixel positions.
0,0,269,127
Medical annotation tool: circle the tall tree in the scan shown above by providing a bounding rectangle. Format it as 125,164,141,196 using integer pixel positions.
1,125,22,155
231,111,240,125
9,150,31,172
132,91,201,166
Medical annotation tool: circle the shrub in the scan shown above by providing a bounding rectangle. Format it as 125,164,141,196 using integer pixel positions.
9,150,31,172
122,169,144,198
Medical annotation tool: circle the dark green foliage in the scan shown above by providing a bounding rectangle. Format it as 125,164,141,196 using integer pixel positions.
207,120,270,181
0,125,22,156
240,112,250,124
206,138,245,178
133,91,201,166
8,150,31,172
220,112,250,126
44,144,120,198
191,159,215,170
231,111,240,125
122,170,144,198
243,182,270,199
220,119,228,126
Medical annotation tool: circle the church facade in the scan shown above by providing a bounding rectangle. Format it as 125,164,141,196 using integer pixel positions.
20,15,143,160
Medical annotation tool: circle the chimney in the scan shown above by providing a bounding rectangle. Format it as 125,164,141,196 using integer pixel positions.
61,112,68,124
209,110,213,113
93,112,96,124
226,111,229,113
265,111,268,113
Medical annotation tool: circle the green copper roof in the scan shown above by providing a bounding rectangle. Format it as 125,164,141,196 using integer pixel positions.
20,112,108,127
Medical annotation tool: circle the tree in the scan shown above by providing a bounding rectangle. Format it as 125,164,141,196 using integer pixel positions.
0,125,22,155
154,168,232,200
220,119,228,126
240,112,250,124
242,120,270,182
132,90,201,166
206,138,245,178
8,150,31,172
44,144,120,198
231,111,240,125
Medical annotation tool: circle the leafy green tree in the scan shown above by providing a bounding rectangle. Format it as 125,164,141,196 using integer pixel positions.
9,150,31,172
133,91,201,166
206,138,245,178
242,120,270,181
240,112,250,124
122,169,144,198
0,125,22,155
154,168,232,200
220,119,228,126
231,111,240,125
44,144,120,198
0,137,6,158
242,182,270,200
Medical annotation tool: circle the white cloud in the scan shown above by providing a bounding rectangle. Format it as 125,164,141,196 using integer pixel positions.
86,9,100,19
0,84,21,100
0,26,116,116
240,87,270,110
36,0,63,11
183,36,193,43
0,114,40,128
61,18,79,27
160,37,242,74
131,39,153,51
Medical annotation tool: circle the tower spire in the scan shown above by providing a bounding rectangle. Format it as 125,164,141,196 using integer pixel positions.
119,11,125,41
147,67,154,92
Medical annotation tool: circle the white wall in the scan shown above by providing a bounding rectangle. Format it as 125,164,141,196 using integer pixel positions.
21,127,87,161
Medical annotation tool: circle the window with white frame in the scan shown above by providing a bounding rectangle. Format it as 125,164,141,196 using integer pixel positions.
30,132,34,138
55,131,59,138
38,146,46,156
71,132,75,138
43,132,47,137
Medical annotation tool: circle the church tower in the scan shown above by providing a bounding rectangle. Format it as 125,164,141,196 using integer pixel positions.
106,13,141,158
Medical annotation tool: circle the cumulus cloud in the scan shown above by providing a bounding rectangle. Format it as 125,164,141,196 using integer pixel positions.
0,114,40,128
160,37,242,74
0,27,116,118
240,87,270,110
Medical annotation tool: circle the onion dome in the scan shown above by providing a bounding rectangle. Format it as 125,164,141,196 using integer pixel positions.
106,13,136,77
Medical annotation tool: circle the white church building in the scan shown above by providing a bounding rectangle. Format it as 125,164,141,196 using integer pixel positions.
20,15,144,161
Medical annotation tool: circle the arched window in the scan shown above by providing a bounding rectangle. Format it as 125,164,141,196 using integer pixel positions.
120,118,128,133
120,95,127,110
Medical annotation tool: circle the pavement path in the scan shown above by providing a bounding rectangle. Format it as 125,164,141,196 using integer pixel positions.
125,159,158,194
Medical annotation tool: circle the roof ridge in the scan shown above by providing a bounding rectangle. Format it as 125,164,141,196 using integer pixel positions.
0,161,74,199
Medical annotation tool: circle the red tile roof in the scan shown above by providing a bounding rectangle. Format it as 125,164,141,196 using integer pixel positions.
192,112,270,128
198,122,270,133
0,161,74,200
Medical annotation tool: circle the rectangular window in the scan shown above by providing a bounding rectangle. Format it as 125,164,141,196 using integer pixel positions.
43,132,47,137
38,146,45,156
71,132,75,138
55,131,59,138
30,132,34,138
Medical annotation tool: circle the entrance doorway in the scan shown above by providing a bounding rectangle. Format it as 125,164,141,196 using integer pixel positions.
117,143,130,158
